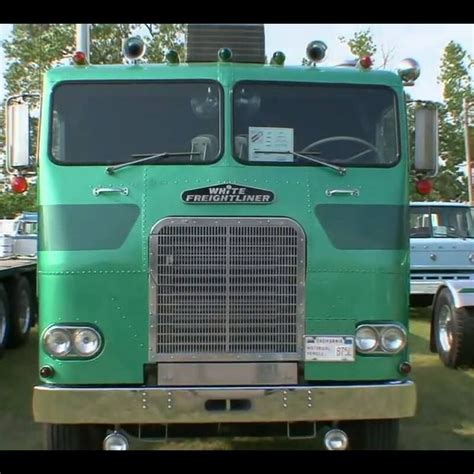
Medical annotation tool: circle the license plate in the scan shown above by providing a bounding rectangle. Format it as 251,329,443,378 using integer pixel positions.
305,336,355,362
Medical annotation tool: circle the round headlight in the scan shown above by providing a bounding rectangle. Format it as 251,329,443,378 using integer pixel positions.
73,328,100,356
44,328,72,357
380,326,406,353
355,326,378,352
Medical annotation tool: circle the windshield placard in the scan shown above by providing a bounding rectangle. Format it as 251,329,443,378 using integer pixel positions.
248,127,294,162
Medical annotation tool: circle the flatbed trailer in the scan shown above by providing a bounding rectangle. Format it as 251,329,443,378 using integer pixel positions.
0,257,37,356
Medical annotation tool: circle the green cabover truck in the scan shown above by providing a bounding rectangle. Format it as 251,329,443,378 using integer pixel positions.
6,24,439,450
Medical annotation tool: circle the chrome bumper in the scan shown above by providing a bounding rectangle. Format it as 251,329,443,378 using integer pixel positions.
410,280,441,295
33,381,416,424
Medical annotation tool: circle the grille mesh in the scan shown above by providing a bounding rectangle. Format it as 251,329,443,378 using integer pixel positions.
150,218,304,360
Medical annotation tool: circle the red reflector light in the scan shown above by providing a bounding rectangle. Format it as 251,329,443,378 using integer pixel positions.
416,179,433,195
359,55,373,69
73,51,87,65
11,176,28,194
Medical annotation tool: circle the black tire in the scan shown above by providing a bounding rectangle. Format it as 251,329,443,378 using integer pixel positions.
433,288,474,369
6,276,34,348
0,284,10,357
44,424,107,450
341,419,399,450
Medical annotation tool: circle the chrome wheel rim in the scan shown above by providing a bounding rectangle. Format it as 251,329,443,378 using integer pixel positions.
438,304,454,353
18,289,32,335
0,299,7,345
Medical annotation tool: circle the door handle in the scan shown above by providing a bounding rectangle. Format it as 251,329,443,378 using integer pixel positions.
92,187,129,197
325,189,360,197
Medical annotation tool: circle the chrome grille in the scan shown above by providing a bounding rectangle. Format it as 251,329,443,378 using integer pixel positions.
149,218,305,361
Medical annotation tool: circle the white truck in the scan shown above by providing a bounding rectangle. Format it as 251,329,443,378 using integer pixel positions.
410,201,474,368
0,211,37,357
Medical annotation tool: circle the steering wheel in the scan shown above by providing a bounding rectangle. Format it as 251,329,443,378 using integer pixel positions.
302,136,380,163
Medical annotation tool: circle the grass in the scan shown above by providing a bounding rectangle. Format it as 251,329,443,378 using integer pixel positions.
0,311,473,450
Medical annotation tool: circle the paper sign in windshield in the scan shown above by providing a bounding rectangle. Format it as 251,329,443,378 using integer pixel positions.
248,127,294,162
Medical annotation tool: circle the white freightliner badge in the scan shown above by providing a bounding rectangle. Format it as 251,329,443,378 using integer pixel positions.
182,183,275,204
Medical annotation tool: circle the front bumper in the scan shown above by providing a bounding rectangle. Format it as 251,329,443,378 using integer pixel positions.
411,280,442,295
33,381,416,424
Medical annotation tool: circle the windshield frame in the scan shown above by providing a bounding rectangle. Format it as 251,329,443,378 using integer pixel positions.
231,80,401,168
48,79,225,166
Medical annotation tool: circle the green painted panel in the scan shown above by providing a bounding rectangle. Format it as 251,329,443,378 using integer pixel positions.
315,204,409,249
40,204,140,251
38,274,148,384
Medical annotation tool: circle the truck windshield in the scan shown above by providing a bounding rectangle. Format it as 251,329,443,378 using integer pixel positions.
232,81,399,166
410,206,474,238
50,81,222,165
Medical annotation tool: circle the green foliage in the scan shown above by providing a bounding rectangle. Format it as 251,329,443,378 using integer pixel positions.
2,24,75,99
338,29,377,58
143,24,185,63
421,41,473,203
0,184,37,218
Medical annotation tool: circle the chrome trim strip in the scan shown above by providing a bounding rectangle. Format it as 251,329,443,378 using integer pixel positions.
33,381,416,424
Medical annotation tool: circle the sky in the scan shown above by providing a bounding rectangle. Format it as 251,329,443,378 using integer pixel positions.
0,23,473,102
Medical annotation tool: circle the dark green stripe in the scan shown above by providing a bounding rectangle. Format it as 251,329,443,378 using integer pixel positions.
39,205,140,251
315,204,408,250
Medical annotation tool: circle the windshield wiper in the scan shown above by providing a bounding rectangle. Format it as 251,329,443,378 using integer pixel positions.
254,150,346,176
106,152,202,174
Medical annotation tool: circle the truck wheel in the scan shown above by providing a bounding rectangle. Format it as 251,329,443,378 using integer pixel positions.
44,424,107,450
433,288,474,368
0,284,10,357
6,276,34,348
342,419,399,450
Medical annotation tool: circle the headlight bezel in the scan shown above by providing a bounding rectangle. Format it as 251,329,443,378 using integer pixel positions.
355,325,379,353
42,325,103,359
43,327,73,357
379,325,407,353
355,323,407,355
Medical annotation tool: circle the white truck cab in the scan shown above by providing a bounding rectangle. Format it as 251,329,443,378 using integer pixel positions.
410,202,474,369
0,212,38,258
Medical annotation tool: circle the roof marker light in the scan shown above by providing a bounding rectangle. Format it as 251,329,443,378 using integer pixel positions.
72,51,87,66
359,55,373,69
271,51,286,66
165,49,180,64
218,48,233,62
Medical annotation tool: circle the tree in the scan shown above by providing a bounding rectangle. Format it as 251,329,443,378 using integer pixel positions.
339,29,377,58
430,41,473,202
0,184,36,218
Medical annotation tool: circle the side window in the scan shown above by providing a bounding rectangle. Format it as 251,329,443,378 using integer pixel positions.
410,207,431,237
51,110,65,162
376,107,397,162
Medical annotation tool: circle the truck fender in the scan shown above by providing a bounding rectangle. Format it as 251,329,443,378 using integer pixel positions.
430,280,474,353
